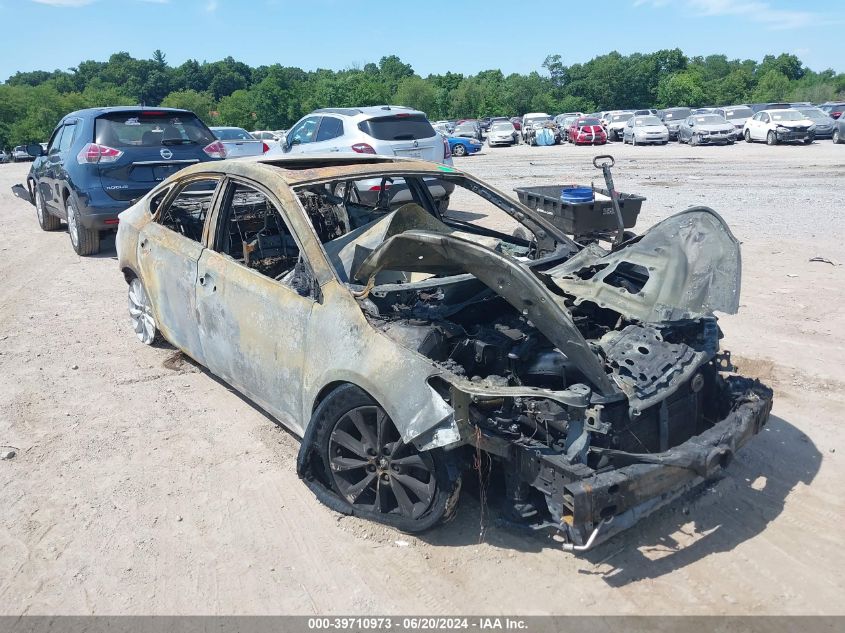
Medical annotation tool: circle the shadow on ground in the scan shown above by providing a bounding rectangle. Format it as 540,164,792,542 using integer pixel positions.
158,350,821,587
419,413,820,586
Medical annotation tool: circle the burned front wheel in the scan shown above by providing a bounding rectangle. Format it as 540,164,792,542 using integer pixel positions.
315,384,460,532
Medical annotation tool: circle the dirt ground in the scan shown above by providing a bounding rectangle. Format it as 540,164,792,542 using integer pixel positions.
0,140,843,615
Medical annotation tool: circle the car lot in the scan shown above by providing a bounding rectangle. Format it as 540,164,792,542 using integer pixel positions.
0,140,843,615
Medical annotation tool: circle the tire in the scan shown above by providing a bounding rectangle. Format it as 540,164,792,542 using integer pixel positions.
313,384,461,533
766,131,777,146
632,135,638,146
128,277,159,345
452,143,466,157
744,129,752,143
690,134,698,147
34,187,61,231
803,137,813,145
66,194,100,256
834,129,842,144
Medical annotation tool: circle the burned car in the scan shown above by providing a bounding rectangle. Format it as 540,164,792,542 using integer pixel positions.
116,155,772,551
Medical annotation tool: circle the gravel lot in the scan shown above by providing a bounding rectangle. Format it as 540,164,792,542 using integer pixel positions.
0,140,843,615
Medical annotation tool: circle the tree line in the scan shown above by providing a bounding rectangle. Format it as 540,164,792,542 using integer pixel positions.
2,49,843,148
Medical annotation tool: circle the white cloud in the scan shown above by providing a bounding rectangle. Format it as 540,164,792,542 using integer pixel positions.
634,0,816,30
688,0,814,29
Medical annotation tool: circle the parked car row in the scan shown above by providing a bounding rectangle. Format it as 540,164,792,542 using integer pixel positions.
24,104,454,256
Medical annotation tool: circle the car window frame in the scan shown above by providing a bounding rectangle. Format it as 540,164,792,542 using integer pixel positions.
315,115,345,142
287,116,322,146
206,175,320,301
152,173,225,245
58,122,77,153
46,125,65,155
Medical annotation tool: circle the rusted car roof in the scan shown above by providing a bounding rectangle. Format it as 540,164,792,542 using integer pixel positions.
171,154,455,186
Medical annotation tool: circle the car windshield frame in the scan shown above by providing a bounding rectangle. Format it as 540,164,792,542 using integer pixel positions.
634,116,662,126
770,110,804,122
611,113,633,122
491,123,515,132
694,115,728,125
723,107,753,119
797,108,830,121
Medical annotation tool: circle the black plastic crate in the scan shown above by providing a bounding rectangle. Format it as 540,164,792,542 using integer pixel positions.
513,185,645,235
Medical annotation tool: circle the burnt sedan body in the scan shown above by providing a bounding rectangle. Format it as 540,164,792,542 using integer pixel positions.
116,155,772,550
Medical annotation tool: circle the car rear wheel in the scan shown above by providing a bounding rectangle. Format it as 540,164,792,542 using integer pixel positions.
834,130,842,144
315,384,460,533
452,144,467,157
128,277,158,345
35,188,61,231
66,196,100,256
767,131,777,146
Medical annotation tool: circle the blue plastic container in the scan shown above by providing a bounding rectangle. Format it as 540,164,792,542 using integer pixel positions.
561,186,594,203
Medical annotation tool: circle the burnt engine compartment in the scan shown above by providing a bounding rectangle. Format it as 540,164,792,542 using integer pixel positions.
367,277,724,459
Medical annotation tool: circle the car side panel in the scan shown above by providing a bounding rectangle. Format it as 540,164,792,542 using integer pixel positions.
299,279,456,446
195,249,314,434
136,221,207,364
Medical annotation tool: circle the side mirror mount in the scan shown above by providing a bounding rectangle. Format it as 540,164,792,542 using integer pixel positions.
26,143,44,158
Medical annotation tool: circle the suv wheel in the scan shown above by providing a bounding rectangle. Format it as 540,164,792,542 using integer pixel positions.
35,188,61,231
66,195,100,256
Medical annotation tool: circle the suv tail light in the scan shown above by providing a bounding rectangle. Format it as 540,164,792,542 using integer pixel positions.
351,143,376,154
77,143,123,164
203,140,227,159
442,136,451,160
262,142,270,153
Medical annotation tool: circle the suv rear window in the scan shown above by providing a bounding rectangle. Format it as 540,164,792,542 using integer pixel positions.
95,111,215,148
357,114,436,141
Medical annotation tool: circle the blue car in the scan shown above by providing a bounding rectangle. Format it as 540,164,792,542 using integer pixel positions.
447,135,482,157
26,106,224,255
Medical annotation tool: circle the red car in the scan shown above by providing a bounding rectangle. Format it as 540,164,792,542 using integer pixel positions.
567,117,607,145
510,116,522,131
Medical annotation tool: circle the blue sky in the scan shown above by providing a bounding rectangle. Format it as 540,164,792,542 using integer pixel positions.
0,0,841,80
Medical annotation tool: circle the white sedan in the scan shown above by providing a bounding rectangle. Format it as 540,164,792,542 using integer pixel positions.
743,109,815,145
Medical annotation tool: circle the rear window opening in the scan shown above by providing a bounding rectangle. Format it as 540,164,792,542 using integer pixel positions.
357,115,436,141
95,111,215,148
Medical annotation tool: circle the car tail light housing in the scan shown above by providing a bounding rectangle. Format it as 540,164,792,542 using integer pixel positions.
203,140,227,159
351,143,376,154
76,143,123,164
442,136,451,160
262,142,270,153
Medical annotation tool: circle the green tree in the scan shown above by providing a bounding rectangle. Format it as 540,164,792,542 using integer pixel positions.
394,76,438,117
656,72,706,108
217,89,256,129
752,70,791,102
161,90,216,123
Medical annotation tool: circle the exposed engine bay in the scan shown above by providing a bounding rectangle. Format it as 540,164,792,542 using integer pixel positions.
290,174,772,549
